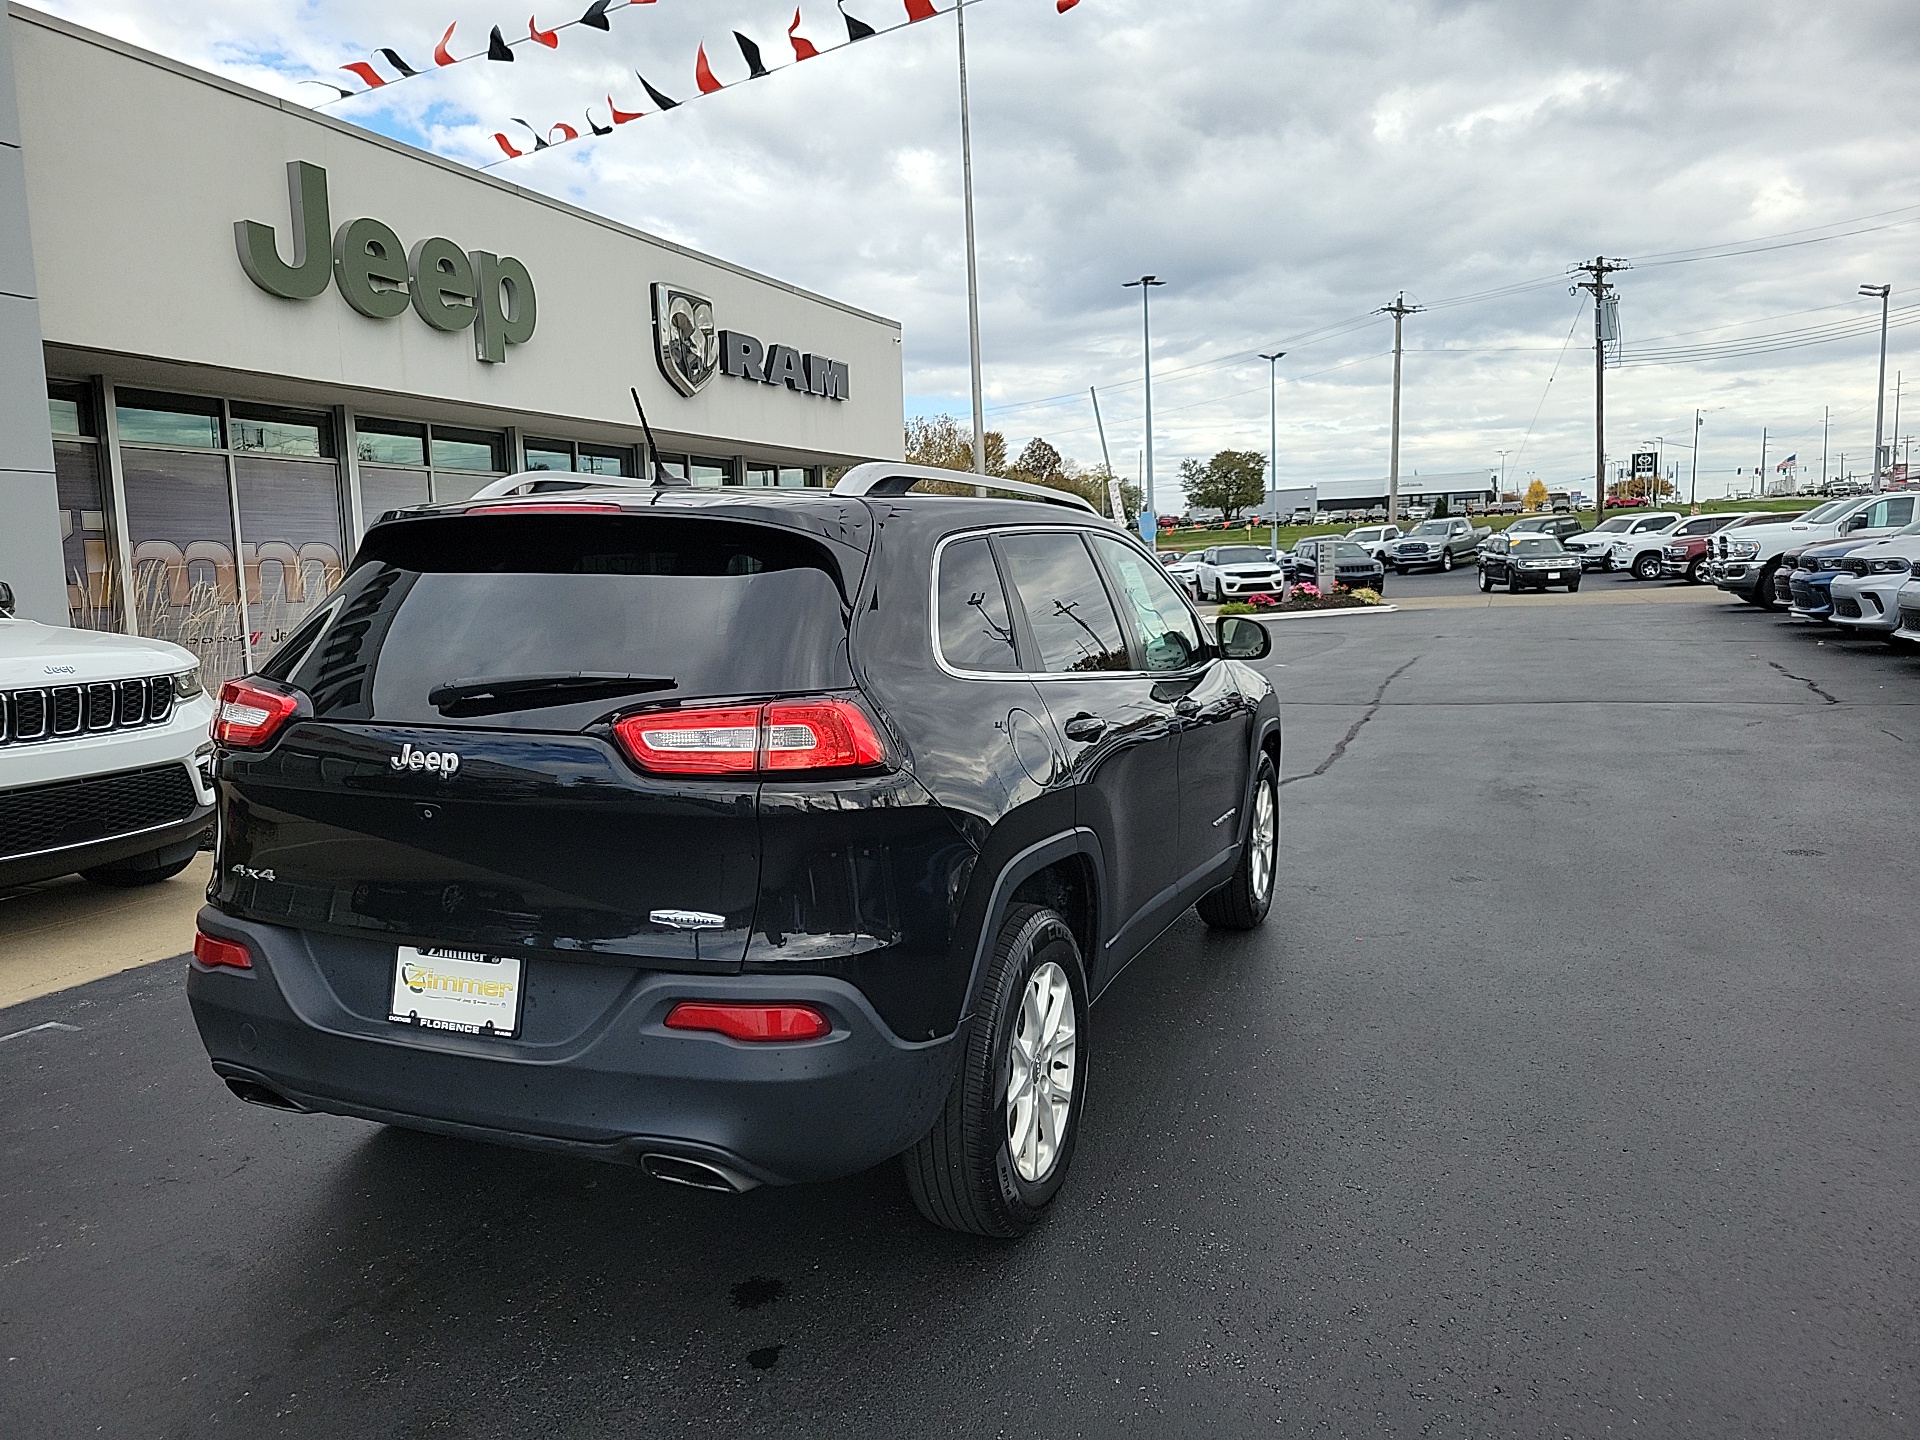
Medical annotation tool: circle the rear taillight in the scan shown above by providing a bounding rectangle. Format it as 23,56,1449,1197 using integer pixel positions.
193,930,253,970
212,679,300,749
664,1002,831,1042
613,699,886,777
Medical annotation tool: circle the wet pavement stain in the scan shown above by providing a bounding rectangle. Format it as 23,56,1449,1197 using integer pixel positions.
731,1276,786,1310
746,1344,785,1371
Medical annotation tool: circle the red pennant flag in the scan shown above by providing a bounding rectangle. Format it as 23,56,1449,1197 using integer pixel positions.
905,0,937,19
340,61,388,88
530,16,560,48
788,10,820,59
433,23,458,65
609,93,645,123
493,133,524,158
549,122,580,142
1056,0,1080,10
695,43,723,93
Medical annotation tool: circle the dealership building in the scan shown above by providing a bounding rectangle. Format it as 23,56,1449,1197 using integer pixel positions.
0,4,904,683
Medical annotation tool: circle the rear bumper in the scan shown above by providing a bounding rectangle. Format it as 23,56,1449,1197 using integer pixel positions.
186,910,961,1186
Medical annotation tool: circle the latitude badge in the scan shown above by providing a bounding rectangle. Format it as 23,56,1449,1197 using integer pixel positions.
652,283,719,397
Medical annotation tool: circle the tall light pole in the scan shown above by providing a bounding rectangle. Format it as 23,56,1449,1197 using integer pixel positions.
1379,294,1421,523
1494,449,1511,501
1862,283,1891,491
955,1,986,475
1124,275,1165,542
1261,350,1285,550
1821,405,1829,491
1691,409,1703,508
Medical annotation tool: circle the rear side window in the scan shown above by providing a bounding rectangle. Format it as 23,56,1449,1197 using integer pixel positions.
1091,535,1203,673
994,532,1130,674
937,537,1020,673
264,515,853,727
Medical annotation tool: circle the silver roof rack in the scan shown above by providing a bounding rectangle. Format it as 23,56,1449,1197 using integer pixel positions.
467,472,640,501
833,462,1104,517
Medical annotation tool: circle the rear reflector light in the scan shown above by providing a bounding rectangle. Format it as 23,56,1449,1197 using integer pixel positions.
613,699,886,776
463,503,625,515
193,930,253,970
664,1002,831,1042
212,679,300,749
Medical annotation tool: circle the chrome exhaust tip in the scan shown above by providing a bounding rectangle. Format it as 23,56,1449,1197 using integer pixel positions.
640,1152,758,1193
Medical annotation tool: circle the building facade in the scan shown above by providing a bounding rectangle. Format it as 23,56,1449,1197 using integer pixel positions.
0,4,904,684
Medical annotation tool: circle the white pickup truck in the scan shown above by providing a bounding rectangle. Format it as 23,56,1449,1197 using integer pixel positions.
1,584,217,888
1707,493,1919,609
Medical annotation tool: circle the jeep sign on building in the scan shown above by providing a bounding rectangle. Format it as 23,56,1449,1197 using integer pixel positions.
0,5,904,684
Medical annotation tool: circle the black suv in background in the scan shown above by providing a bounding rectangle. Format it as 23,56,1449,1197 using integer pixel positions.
189,465,1283,1237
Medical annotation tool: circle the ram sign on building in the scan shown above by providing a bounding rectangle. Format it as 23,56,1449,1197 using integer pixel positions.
0,4,904,684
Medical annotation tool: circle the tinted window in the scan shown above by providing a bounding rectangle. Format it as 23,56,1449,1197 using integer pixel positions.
1674,518,1717,536
1092,535,1204,673
266,515,853,728
1511,537,1565,554
1880,497,1915,527
995,532,1130,674
1594,518,1634,533
1333,542,1370,559
938,537,1021,673
1214,546,1270,564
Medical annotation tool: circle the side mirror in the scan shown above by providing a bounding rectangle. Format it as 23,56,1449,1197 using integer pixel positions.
1844,514,1867,532
0,582,14,618
1217,614,1271,661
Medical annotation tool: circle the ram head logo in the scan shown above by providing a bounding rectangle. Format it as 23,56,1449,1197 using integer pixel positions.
653,284,719,397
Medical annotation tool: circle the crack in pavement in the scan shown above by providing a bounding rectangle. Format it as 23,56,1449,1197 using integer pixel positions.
1282,657,1419,787
1766,660,1841,705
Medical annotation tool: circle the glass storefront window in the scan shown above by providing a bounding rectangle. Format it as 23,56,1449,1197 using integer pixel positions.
121,446,246,682
525,440,573,472
578,444,632,477
431,427,505,472
234,456,346,657
54,440,119,632
356,417,428,466
429,471,494,505
49,382,92,439
691,456,731,488
778,467,811,488
116,389,224,449
360,468,431,531
743,464,776,488
232,404,331,458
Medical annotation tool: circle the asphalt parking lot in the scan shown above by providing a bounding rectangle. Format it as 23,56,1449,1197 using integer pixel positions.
3,578,1916,1439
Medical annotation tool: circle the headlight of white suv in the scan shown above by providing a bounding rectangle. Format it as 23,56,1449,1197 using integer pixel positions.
1869,558,1913,575
172,666,204,700
1727,540,1760,559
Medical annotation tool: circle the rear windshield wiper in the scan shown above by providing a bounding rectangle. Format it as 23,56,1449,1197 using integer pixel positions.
428,673,677,718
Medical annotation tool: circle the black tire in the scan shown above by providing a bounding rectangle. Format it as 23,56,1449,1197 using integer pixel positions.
1394,565,1406,576
1508,570,1523,594
1567,576,1581,592
904,904,1088,1238
1600,556,1615,573
1478,570,1493,592
81,846,198,888
1197,753,1279,931
1686,556,1705,585
1749,564,1780,610
1633,553,1662,581
1442,551,1456,572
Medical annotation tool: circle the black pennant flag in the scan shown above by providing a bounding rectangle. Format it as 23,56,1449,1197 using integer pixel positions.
376,48,420,77
580,0,614,30
586,107,613,136
838,2,877,40
511,118,549,150
735,32,770,78
488,26,515,61
637,72,680,109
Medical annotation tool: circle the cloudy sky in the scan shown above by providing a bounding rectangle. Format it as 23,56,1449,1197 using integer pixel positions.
31,0,1920,498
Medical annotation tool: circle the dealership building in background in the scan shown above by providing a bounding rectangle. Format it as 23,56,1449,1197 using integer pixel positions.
0,3,904,683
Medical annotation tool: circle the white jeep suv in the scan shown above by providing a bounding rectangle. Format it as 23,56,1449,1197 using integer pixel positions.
1,587,216,889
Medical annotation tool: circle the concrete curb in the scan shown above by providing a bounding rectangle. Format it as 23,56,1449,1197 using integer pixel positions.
1250,605,1399,623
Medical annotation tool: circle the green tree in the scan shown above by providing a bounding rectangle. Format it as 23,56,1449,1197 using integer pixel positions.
1011,436,1064,484
904,415,1007,476
1178,449,1267,525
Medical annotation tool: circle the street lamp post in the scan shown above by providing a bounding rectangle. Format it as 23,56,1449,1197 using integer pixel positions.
1862,283,1892,491
1691,409,1702,508
1261,350,1285,554
955,1,986,477
1124,276,1165,542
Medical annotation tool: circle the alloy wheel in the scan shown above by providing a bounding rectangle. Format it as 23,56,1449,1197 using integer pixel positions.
1005,961,1078,1184
1249,773,1277,903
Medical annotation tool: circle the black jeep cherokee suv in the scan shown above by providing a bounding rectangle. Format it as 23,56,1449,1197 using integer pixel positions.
188,464,1282,1236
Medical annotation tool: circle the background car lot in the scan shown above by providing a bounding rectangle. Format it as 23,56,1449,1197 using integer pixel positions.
5,574,1917,1438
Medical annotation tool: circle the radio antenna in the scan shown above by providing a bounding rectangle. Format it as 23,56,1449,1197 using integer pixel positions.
630,387,686,486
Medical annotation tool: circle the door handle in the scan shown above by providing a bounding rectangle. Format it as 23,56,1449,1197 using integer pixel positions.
1062,714,1108,742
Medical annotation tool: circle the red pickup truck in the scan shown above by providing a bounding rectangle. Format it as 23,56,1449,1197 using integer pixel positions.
1660,512,1797,582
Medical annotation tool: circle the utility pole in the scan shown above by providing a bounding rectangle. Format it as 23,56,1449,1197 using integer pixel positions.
955,1,985,477
1760,427,1768,495
1821,405,1829,490
1088,387,1122,522
1379,294,1421,525
1261,350,1286,552
1691,409,1702,509
1495,449,1511,501
1861,283,1891,491
1124,276,1165,542
1571,257,1628,526
1893,370,1904,482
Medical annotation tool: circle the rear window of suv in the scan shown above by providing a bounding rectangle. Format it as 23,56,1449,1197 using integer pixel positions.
263,514,854,727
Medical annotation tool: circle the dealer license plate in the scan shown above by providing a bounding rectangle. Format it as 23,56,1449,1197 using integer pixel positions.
389,946,524,1037
1547,571,1562,580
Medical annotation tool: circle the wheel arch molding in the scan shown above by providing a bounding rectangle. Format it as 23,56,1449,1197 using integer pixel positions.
957,829,1105,1027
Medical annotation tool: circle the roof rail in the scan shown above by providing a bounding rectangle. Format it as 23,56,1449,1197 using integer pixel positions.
467,472,640,501
833,462,1105,517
